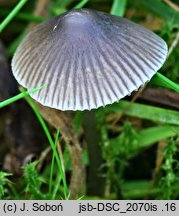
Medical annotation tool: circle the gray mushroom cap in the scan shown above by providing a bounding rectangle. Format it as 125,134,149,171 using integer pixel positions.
11,8,168,111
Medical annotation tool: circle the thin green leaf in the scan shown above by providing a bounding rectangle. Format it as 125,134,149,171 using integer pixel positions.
49,129,60,194
111,0,127,17
138,125,179,148
135,0,179,27
152,72,179,93
52,171,62,200
108,124,179,158
0,85,45,108
0,10,44,23
74,0,89,9
106,100,179,125
0,0,28,32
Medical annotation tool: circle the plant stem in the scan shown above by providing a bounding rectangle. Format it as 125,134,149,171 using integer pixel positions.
0,0,28,32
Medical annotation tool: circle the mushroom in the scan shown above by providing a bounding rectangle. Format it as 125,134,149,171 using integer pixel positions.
11,8,168,197
11,8,168,111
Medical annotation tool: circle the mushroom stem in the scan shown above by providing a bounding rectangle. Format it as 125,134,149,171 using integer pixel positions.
34,102,85,199
83,111,104,196
68,142,85,199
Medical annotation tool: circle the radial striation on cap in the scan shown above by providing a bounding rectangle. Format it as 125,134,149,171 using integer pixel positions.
11,8,168,111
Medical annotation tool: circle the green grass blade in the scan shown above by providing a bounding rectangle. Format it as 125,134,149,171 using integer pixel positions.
0,86,44,108
136,0,179,27
52,171,62,199
74,0,89,9
0,10,44,23
138,125,179,148
110,124,179,160
49,129,60,194
0,0,28,32
12,12,44,23
106,100,179,125
19,88,69,198
111,0,127,17
152,72,179,93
